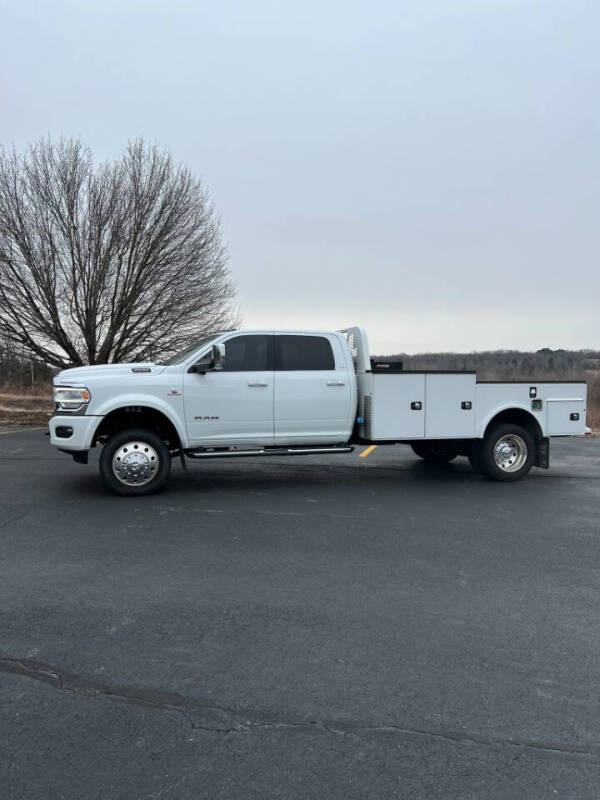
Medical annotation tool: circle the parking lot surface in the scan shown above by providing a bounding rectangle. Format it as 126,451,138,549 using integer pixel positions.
2,428,600,799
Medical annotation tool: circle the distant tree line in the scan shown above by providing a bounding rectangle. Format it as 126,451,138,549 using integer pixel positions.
0,335,53,387
379,349,600,380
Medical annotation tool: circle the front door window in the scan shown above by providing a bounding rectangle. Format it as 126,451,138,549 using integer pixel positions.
221,335,272,371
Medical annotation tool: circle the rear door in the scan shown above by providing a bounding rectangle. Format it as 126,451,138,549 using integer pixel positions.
274,334,351,442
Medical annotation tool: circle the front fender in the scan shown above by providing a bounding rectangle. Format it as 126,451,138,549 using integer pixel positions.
92,394,189,448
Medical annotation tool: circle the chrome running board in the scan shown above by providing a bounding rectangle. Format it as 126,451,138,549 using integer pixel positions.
185,445,354,460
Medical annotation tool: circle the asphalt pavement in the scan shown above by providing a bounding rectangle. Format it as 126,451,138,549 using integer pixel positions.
2,427,600,799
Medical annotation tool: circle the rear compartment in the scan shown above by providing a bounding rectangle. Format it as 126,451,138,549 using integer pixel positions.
546,397,586,435
475,382,587,438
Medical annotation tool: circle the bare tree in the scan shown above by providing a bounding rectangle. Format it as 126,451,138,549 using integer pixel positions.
0,137,239,368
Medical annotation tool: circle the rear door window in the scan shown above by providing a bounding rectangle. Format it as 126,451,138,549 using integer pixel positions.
275,335,335,370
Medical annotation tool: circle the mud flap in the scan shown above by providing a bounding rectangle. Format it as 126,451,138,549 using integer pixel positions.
534,437,550,469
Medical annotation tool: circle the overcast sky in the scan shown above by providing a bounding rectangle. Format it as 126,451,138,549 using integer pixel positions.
1,0,598,353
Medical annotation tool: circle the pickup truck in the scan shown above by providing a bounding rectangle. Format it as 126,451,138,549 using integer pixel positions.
49,326,587,495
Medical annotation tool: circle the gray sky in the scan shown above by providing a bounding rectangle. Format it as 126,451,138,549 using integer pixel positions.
2,0,599,354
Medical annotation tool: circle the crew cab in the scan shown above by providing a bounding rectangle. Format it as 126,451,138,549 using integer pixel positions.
49,327,588,495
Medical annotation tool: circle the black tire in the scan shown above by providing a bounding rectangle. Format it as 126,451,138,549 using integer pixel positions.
99,428,171,496
411,441,459,463
468,440,486,474
479,423,534,482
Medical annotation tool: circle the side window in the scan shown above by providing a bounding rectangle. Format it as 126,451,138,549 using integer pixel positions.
276,335,335,371
222,335,271,371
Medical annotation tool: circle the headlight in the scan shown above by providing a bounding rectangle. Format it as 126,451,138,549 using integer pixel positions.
53,386,91,414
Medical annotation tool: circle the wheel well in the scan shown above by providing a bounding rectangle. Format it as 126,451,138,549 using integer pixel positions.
484,408,543,440
93,406,181,451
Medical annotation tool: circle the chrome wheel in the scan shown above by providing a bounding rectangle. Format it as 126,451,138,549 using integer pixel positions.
493,434,528,473
112,440,159,487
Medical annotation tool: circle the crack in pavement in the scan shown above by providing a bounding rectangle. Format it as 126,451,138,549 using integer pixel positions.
0,507,36,531
2,657,600,763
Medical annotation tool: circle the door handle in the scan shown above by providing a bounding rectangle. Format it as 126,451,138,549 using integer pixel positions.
247,381,268,387
410,401,422,410
326,380,346,386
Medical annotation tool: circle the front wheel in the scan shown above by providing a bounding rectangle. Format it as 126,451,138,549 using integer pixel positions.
411,441,459,463
478,424,534,482
99,428,171,496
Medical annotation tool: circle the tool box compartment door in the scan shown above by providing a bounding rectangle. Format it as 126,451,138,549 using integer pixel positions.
369,374,425,439
425,374,476,439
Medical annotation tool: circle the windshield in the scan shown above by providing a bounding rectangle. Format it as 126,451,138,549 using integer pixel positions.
157,335,219,366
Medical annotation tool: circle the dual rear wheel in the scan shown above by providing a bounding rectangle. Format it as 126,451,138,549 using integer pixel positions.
470,424,534,481
412,424,535,481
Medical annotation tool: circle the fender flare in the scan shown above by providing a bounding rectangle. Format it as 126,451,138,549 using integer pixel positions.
91,395,188,448
477,403,543,439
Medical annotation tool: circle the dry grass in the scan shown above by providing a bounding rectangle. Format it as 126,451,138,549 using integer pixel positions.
587,375,600,431
0,382,53,425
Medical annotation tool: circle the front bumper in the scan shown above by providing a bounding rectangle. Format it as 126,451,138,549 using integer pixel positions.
49,415,101,451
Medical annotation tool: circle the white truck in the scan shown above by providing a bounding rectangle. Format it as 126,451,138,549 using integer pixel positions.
49,327,587,495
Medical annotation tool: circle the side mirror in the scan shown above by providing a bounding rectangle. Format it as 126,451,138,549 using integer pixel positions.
190,343,226,374
212,343,225,369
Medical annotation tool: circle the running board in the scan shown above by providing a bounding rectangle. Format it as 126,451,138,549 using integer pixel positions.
185,446,354,460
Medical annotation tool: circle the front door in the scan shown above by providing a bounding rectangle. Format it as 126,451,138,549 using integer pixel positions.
183,334,274,445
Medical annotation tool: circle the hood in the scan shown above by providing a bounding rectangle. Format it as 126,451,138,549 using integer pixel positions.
54,362,167,384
